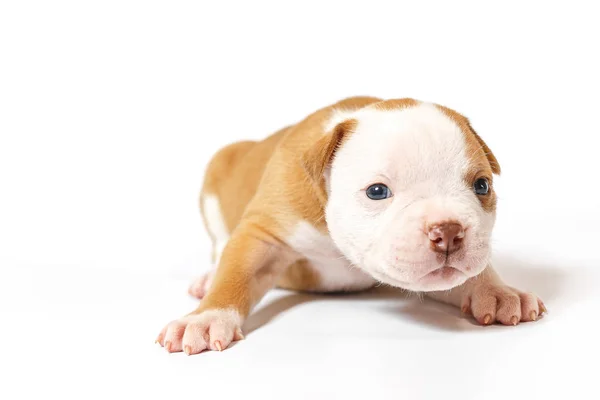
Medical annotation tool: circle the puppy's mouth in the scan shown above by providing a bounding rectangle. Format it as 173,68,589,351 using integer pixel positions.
368,247,490,291
369,265,467,292
418,265,464,283
383,263,470,290
403,265,467,291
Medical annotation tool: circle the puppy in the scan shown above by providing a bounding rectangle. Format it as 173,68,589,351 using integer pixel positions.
156,96,546,355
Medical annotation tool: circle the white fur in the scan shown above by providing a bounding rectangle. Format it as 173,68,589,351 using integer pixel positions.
325,103,495,292
324,107,359,133
181,308,242,326
286,221,376,291
202,194,229,264
177,308,243,352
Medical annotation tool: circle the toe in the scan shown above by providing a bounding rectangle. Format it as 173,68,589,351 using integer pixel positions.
519,292,540,322
538,298,548,315
233,328,245,341
495,291,521,325
156,326,167,346
182,322,209,355
163,321,186,352
207,320,236,351
470,290,497,325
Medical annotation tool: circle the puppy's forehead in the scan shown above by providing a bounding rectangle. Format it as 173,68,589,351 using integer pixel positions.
332,102,471,184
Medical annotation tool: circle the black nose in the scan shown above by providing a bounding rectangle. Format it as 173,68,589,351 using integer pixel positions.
428,222,465,255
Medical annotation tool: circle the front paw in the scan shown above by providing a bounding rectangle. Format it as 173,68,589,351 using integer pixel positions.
462,283,547,326
156,308,245,355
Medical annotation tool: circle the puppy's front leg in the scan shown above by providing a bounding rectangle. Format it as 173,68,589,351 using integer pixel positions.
425,266,547,326
157,221,296,355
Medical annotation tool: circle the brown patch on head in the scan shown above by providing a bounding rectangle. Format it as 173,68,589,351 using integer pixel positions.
435,105,501,175
300,118,357,199
371,98,420,111
435,104,501,212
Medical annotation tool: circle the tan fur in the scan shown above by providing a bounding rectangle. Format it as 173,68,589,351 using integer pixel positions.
196,96,505,315
157,96,544,355
435,104,501,212
371,97,420,110
199,126,292,235
300,118,358,209
197,96,382,315
276,258,322,292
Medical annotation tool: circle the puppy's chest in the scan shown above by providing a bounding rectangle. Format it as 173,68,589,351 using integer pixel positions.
286,221,376,291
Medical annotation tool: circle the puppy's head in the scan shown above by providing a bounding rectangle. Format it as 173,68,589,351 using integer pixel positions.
303,99,501,292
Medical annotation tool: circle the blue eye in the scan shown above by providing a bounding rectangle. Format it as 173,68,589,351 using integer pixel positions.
473,178,489,195
366,183,392,200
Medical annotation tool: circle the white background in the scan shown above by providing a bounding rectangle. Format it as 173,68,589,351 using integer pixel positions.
1,1,598,399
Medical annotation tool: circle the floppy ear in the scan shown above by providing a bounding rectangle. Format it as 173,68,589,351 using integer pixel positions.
435,104,501,176
301,119,356,183
467,121,501,175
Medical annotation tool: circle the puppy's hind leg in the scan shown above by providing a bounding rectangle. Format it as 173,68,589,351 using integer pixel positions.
189,193,230,298
188,270,215,299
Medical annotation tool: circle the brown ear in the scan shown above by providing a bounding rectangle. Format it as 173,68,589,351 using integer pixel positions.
435,104,501,176
301,119,356,182
467,121,501,175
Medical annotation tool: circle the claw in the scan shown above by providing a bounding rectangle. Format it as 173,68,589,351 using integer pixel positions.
234,329,245,341
155,334,164,346
214,341,223,351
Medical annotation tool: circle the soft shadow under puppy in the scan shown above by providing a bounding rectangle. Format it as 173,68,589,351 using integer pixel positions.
380,253,584,331
244,253,584,334
243,285,412,334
